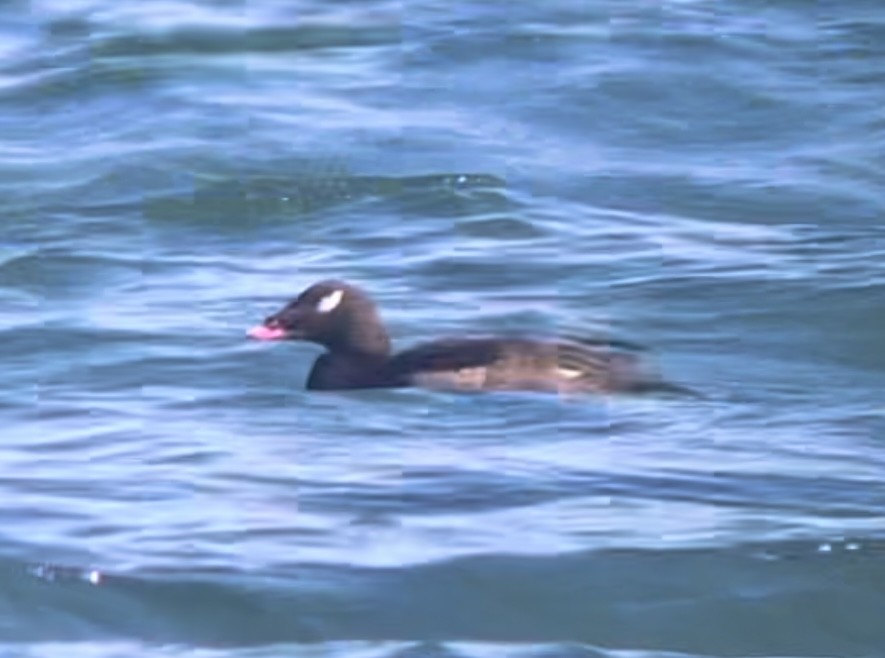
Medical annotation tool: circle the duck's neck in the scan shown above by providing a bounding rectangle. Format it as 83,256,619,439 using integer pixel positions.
339,304,392,357
307,349,392,390
352,325,391,357
325,323,391,359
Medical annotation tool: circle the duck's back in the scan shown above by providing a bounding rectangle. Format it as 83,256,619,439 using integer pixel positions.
388,337,650,393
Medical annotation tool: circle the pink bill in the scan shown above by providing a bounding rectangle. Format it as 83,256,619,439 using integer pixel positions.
247,325,288,340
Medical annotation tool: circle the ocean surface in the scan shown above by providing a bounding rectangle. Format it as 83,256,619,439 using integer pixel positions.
1,1,884,657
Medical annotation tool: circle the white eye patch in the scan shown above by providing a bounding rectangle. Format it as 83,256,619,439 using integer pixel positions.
316,289,344,313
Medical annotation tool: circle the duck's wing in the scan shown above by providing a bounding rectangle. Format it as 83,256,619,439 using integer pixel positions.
391,337,637,376
560,334,648,352
389,338,507,374
388,336,680,394
555,339,629,374
392,335,641,373
390,337,627,390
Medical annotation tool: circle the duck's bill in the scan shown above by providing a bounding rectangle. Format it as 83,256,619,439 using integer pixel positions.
247,325,289,340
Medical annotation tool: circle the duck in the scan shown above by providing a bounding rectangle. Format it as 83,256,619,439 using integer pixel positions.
247,279,682,394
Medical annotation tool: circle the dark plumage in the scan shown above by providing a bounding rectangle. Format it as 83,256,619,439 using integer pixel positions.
248,280,681,394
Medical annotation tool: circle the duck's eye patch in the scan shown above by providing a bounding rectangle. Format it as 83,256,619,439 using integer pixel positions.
316,289,344,313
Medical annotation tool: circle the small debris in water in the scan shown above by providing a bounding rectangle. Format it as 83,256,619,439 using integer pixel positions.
28,563,104,586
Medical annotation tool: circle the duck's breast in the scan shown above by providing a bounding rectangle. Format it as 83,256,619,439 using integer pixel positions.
306,353,398,390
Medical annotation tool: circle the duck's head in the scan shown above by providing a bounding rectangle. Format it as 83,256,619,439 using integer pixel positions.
248,279,391,356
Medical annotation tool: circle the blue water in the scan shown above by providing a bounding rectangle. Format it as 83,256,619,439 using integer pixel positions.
1,1,884,657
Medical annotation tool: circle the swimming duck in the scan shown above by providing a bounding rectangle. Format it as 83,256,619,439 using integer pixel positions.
248,279,677,394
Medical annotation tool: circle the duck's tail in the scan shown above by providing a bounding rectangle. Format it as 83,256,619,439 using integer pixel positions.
628,379,707,399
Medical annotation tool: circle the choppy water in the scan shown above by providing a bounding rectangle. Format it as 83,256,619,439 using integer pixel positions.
2,1,884,657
